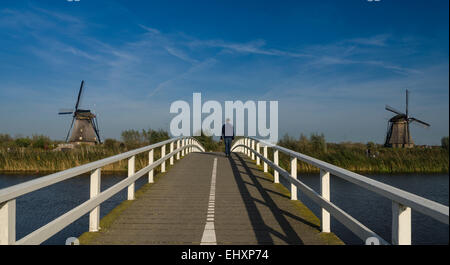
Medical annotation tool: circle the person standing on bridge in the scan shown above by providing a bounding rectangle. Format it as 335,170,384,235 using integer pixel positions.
221,118,235,157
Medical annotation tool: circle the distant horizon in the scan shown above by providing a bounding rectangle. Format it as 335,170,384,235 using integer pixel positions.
0,0,448,145
1,129,446,147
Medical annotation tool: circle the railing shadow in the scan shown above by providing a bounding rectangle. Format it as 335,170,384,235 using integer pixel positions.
228,153,306,245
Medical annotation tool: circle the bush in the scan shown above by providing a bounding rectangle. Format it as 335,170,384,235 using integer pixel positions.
103,138,120,150
144,129,170,144
0,134,12,145
194,131,220,152
31,135,51,149
15,138,32,147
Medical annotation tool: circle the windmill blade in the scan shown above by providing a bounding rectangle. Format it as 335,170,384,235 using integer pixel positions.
92,117,102,144
74,80,85,111
406,89,409,117
58,108,74,115
409,117,430,127
65,117,75,142
385,105,405,116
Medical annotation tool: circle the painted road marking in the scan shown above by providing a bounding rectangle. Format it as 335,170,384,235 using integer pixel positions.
201,157,218,245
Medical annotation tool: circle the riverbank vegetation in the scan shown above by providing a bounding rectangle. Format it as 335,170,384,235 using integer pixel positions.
0,131,448,174
275,134,449,174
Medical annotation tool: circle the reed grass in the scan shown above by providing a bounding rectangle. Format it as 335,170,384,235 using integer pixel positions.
0,146,165,173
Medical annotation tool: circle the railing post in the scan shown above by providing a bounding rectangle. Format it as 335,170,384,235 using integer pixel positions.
149,149,154,183
89,168,101,232
181,139,185,157
176,140,180,160
290,156,297,200
320,169,330,233
256,142,260,166
189,139,192,154
263,145,268,172
0,200,15,245
161,144,166,173
251,140,255,160
274,150,279,183
127,155,135,200
392,201,411,245
170,141,174,165
247,138,250,157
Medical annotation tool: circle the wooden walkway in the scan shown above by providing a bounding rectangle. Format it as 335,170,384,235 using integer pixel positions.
83,152,343,245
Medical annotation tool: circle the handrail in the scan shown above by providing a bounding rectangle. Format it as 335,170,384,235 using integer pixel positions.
0,136,205,245
231,137,449,245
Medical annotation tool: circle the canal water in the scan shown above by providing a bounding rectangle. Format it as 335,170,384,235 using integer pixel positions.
280,173,449,245
0,173,448,245
0,173,147,245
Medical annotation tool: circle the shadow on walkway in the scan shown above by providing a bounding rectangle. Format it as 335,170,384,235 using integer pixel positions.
228,153,309,244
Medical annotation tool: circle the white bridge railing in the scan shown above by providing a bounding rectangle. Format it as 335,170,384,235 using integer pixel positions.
232,137,449,245
0,137,205,245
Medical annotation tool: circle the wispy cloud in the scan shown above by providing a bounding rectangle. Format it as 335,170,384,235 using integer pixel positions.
348,34,391,47
188,39,310,58
148,58,217,97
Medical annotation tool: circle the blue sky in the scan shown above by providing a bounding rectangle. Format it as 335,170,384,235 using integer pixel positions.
0,0,448,145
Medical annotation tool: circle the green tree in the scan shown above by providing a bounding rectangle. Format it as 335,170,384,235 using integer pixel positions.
310,133,327,153
121,129,143,149
442,136,449,150
298,133,310,150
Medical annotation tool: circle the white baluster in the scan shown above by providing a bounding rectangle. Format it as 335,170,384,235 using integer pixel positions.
256,142,260,166
274,150,279,183
170,142,174,165
149,149,154,183
392,201,411,245
251,140,255,160
127,155,135,200
290,156,297,200
320,169,330,233
89,168,101,232
161,144,166,172
263,145,268,172
0,200,15,245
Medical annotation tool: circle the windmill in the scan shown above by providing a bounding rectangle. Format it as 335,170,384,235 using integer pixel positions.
59,81,102,145
384,89,430,148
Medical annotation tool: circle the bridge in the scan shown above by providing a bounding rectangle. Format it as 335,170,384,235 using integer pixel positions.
0,137,448,245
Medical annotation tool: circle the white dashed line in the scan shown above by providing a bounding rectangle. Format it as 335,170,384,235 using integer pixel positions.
200,157,218,245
